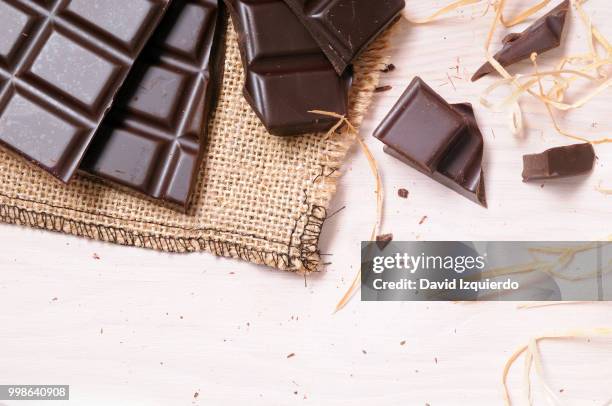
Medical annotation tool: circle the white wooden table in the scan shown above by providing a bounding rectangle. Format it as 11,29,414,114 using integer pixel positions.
1,1,611,405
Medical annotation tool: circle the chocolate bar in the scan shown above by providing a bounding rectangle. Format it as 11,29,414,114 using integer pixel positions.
375,78,487,207
522,143,595,182
81,0,226,211
282,0,405,74
225,0,352,136
0,0,170,182
472,0,569,81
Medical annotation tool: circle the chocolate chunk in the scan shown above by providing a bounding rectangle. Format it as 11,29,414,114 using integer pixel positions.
472,0,569,81
381,63,396,73
225,0,352,136
376,233,393,250
81,0,227,211
375,78,487,207
374,77,466,174
522,143,595,182
398,188,409,199
0,0,170,182
282,0,405,74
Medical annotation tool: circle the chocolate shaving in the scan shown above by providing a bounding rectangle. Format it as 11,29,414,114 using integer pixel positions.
375,85,393,93
472,0,570,81
381,63,396,73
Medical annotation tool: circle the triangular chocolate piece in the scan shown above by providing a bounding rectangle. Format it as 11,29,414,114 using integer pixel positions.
472,0,570,81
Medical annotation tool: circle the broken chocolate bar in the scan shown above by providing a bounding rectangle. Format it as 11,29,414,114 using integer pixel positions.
522,143,595,182
472,0,569,81
225,0,352,136
0,0,171,182
81,0,226,211
282,0,405,75
375,78,487,207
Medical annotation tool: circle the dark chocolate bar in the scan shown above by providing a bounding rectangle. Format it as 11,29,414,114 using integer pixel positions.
225,0,352,136
0,0,170,182
81,0,226,211
522,143,595,182
472,0,569,81
375,78,487,207
282,0,405,74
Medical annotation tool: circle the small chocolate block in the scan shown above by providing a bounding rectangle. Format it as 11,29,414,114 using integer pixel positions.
374,78,487,207
374,77,466,173
522,143,595,182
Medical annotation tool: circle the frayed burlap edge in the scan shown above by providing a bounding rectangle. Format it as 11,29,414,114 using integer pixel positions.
0,26,394,273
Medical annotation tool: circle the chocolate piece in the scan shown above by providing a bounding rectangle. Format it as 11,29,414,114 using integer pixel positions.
522,143,595,182
224,0,352,136
375,233,393,250
81,0,226,211
282,0,405,74
374,77,466,174
398,188,409,199
0,0,170,182
375,78,487,207
375,85,393,93
472,0,569,81
381,63,396,73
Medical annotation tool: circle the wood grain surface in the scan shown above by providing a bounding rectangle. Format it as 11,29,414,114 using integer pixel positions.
1,1,611,405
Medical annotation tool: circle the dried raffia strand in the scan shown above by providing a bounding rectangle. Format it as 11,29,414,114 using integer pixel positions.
503,329,612,406
517,301,608,309
498,0,551,27
309,111,384,312
530,53,612,144
402,0,482,24
477,243,612,286
597,181,612,195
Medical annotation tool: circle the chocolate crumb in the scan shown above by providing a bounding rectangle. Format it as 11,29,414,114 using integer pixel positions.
92,253,100,260
362,350,367,354
194,392,199,398
287,353,295,359
400,340,406,346
375,85,392,93
381,63,396,73
52,297,58,301
376,233,393,250
398,188,409,199
419,216,428,225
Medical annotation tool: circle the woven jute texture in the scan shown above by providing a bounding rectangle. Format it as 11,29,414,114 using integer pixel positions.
0,23,391,273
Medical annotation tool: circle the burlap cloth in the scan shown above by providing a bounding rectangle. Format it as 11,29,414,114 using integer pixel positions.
0,23,392,273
